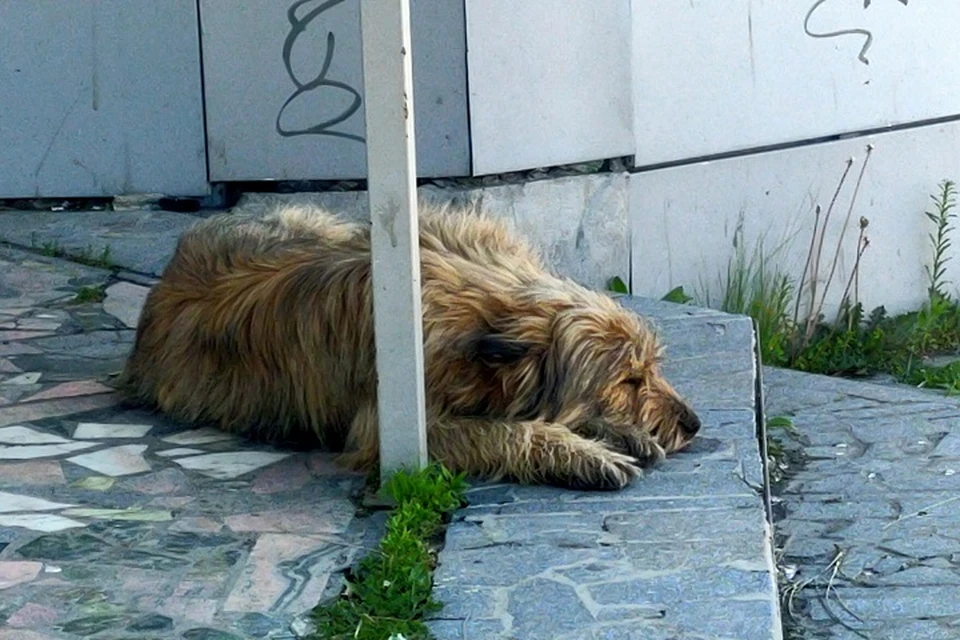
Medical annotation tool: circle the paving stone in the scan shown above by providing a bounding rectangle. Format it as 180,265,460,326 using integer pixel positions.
769,364,960,638
102,281,149,328
508,578,596,640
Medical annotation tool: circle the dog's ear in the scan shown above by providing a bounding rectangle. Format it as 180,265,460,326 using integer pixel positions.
466,333,533,366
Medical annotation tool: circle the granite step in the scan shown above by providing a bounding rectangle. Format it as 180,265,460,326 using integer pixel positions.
427,296,783,640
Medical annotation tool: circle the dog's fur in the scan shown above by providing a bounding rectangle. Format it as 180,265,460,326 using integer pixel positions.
119,200,701,490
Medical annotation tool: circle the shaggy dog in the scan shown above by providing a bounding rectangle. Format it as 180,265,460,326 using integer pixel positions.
119,201,701,490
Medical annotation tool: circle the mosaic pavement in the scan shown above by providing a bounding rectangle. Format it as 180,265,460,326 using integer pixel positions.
0,245,385,639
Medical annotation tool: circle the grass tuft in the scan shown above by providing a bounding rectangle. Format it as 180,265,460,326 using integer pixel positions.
694,175,960,392
310,463,468,640
72,285,107,304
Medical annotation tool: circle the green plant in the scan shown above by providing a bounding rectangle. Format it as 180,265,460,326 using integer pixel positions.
765,415,797,483
924,180,957,299
74,244,115,269
37,238,66,258
72,285,107,304
697,218,795,366
310,463,468,640
661,286,693,305
607,275,629,294
28,234,115,270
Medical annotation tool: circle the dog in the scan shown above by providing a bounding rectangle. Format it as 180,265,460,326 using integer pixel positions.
118,200,701,490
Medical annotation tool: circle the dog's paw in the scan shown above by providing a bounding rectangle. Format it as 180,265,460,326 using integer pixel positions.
605,431,667,468
566,449,642,491
625,433,666,468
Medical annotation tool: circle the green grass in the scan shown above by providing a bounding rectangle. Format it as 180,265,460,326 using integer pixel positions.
29,234,115,270
696,218,795,365
71,285,107,304
691,177,960,393
310,464,468,640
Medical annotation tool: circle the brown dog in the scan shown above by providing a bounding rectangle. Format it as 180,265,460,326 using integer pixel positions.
119,200,700,490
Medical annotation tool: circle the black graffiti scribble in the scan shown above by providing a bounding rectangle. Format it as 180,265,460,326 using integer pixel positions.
804,0,909,65
275,0,364,143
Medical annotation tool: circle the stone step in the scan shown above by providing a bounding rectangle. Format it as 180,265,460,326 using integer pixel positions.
427,296,783,640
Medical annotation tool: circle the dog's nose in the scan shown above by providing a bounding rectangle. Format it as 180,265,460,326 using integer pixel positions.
679,407,701,436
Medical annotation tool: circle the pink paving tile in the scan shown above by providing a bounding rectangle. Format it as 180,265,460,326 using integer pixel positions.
223,534,347,614
169,516,222,533
307,452,361,476
225,504,354,534
251,456,313,494
156,597,218,625
0,561,43,590
0,460,65,485
127,468,188,494
21,380,113,403
120,569,176,596
0,394,120,428
5,603,59,627
0,359,21,373
173,579,223,599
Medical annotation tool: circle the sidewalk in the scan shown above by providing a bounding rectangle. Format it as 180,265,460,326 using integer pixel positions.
767,367,960,639
0,243,387,639
0,205,782,639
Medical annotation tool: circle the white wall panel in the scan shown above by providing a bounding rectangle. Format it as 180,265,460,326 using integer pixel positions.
466,0,634,175
633,0,960,166
200,0,470,181
0,0,208,198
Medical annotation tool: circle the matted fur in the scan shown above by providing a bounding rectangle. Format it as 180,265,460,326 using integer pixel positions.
119,200,701,490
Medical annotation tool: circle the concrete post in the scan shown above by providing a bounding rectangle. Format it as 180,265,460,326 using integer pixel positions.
359,0,430,480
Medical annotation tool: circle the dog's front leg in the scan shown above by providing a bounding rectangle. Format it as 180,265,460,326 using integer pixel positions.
427,418,643,491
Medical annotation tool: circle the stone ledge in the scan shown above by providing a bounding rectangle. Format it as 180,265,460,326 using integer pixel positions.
427,296,782,640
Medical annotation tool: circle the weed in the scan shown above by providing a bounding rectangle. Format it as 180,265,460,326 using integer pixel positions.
310,463,468,640
72,285,107,304
28,233,115,269
39,239,66,258
661,286,693,305
607,275,629,294
73,244,115,269
765,415,797,483
697,218,795,365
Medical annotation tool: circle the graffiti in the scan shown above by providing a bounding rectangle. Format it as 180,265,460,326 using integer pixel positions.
804,0,909,65
275,0,364,143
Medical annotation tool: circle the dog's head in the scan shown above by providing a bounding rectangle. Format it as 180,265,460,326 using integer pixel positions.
464,295,701,454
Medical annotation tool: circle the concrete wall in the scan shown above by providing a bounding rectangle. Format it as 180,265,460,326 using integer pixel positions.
231,117,960,318
233,172,630,292
630,121,960,316
0,0,208,198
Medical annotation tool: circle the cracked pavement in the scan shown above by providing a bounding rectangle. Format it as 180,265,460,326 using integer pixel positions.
767,367,960,639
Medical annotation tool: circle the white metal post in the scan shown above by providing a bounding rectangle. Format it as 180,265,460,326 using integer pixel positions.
359,0,429,479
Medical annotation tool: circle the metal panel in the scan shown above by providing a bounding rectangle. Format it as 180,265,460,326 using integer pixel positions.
465,0,634,176
199,0,470,181
0,0,208,198
632,0,960,166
